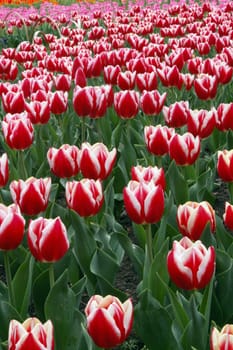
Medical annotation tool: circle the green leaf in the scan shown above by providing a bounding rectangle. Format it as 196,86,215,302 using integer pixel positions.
90,248,119,285
113,231,144,279
214,249,233,322
33,268,50,321
0,301,22,342
70,210,97,295
149,239,170,304
12,253,34,318
44,270,77,350
166,161,189,205
135,290,179,350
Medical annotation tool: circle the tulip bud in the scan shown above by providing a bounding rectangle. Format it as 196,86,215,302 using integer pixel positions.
140,90,166,116
8,317,54,350
66,179,104,217
131,165,166,190
217,150,233,182
48,91,68,115
136,71,158,92
163,101,190,128
114,90,139,119
144,124,175,156
169,132,201,166
78,142,116,180
85,295,133,349
177,201,216,241
28,216,69,262
0,153,9,187
187,108,216,138
117,70,136,90
167,236,215,290
47,144,79,178
1,91,25,114
123,180,164,224
223,202,233,230
2,112,34,150
194,74,218,100
10,177,51,216
25,100,50,125
210,324,233,350
0,203,25,250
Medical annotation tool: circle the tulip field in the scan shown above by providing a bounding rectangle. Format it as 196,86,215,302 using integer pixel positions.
2,0,233,348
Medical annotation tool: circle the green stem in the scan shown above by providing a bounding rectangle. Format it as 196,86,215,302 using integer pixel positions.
4,251,15,306
228,182,233,203
49,263,55,289
0,190,4,203
145,224,153,266
81,117,86,144
18,150,27,179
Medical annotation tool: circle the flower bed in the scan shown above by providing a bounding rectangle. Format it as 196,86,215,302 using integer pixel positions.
1,0,233,349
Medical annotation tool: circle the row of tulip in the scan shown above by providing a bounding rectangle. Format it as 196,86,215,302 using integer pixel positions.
1,0,233,349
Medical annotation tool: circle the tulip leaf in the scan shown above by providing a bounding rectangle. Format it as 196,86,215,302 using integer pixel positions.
213,249,233,323
114,231,144,279
0,301,22,342
149,239,170,304
180,295,207,350
70,210,97,295
167,160,189,205
33,268,50,321
45,269,77,350
90,247,119,285
135,289,179,350
12,253,34,319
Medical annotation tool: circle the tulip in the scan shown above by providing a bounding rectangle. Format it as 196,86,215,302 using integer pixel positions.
48,91,68,115
177,201,216,241
74,67,87,87
187,108,216,138
54,74,71,92
163,101,190,128
123,180,164,224
1,91,25,114
216,103,233,131
131,165,166,190
10,177,51,216
157,65,183,89
117,70,136,90
194,74,218,100
114,90,140,119
85,295,133,349
210,324,233,350
73,86,95,118
140,90,166,116
223,202,233,231
136,71,158,92
47,144,79,178
66,179,104,217
8,317,54,350
144,124,175,156
217,150,233,182
25,100,50,125
78,142,116,180
103,65,121,85
27,216,69,262
0,203,25,250
2,112,34,150
169,132,201,166
0,153,9,187
167,236,215,290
